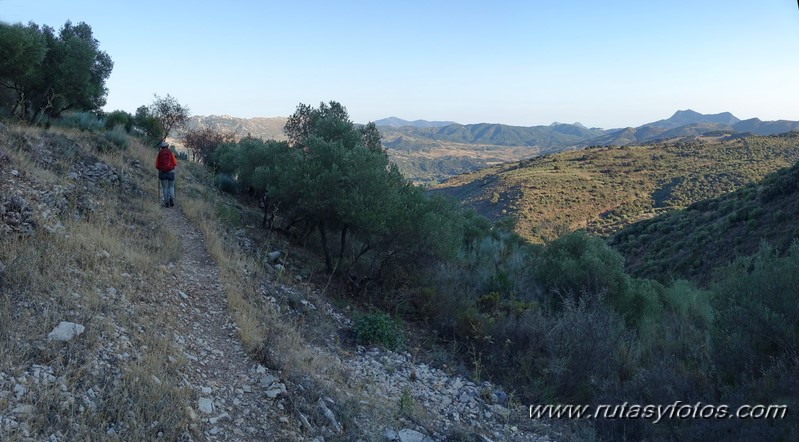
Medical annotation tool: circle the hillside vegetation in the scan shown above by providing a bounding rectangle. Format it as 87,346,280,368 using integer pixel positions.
0,119,555,440
610,159,799,285
435,133,799,242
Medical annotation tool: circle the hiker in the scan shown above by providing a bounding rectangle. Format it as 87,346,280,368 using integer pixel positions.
156,140,177,207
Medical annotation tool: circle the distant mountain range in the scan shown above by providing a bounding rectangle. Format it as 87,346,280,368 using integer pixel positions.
589,110,799,146
379,110,799,151
373,117,457,128
187,110,799,183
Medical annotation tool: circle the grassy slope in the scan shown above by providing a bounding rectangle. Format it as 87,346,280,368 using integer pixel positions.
0,125,357,439
0,125,191,439
609,160,799,285
434,133,799,242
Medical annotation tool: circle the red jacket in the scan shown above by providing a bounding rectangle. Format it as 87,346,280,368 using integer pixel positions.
156,148,177,172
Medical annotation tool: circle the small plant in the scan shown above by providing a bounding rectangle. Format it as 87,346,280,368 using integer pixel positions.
471,347,483,384
353,312,405,350
215,203,241,227
397,387,414,418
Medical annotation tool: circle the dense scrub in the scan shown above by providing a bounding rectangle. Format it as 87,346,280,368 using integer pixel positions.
611,160,799,285
421,230,797,440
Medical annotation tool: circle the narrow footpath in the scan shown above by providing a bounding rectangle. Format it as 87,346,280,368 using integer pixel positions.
159,208,299,441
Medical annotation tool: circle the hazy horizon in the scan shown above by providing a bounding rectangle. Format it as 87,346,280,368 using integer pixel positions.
4,0,799,128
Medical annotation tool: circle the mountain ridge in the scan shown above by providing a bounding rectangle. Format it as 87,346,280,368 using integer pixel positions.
372,117,457,128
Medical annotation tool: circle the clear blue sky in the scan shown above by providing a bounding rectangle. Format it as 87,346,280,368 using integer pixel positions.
3,0,799,128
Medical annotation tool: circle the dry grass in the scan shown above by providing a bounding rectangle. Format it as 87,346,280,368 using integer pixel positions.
0,126,191,440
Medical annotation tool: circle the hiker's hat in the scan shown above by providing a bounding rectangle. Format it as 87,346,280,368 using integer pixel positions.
160,141,169,148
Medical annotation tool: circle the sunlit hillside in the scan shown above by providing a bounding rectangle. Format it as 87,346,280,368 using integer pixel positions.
434,133,799,242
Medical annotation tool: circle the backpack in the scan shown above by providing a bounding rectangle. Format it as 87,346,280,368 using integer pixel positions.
156,149,174,172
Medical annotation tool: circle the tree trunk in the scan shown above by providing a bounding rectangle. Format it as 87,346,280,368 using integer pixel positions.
262,194,274,229
338,224,348,263
318,221,333,272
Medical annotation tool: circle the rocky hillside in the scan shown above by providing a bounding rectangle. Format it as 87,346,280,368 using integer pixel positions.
0,123,556,441
187,115,288,141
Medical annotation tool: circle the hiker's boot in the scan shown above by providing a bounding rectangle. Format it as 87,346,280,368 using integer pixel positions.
169,197,174,207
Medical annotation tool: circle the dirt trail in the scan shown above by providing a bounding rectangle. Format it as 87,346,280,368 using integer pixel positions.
159,207,292,441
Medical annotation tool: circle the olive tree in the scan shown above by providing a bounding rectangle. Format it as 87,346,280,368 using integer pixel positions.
149,94,190,144
0,20,113,122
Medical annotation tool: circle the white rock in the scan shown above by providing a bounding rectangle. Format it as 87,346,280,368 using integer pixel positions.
264,385,284,399
398,429,433,442
384,429,400,441
259,374,278,388
266,250,282,263
12,404,36,415
47,322,85,341
14,383,27,400
198,398,215,414
318,398,342,433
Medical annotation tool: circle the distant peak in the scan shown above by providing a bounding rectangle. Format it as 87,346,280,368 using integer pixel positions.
671,109,702,118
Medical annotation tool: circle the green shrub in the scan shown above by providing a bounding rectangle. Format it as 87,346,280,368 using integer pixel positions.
536,231,630,312
712,240,799,385
104,110,134,132
215,204,240,227
55,111,105,132
102,125,130,150
476,291,500,313
353,312,405,350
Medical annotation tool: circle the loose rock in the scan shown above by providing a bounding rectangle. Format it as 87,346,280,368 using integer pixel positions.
47,322,85,342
